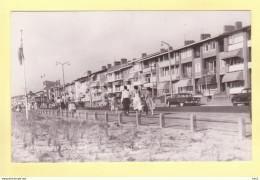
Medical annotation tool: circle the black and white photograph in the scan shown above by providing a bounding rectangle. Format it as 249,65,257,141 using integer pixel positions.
11,11,252,163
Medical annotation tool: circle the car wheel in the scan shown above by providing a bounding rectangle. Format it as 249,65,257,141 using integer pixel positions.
179,103,184,107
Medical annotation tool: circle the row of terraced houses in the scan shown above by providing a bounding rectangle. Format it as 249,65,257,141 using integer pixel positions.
12,21,251,108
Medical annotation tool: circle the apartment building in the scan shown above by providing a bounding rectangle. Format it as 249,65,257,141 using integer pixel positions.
106,59,132,98
134,21,251,99
31,21,249,105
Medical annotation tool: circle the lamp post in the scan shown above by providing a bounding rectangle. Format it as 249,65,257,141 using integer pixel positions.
56,61,70,92
149,63,156,98
56,61,70,104
161,41,173,98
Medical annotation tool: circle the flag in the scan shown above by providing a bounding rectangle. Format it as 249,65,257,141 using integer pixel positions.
18,45,24,65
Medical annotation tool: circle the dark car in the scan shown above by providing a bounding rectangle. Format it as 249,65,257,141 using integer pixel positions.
231,88,251,106
166,93,201,107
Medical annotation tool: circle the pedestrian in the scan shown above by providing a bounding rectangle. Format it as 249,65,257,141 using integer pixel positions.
132,85,142,114
110,93,119,114
145,87,155,115
68,100,76,113
141,96,148,115
121,86,131,115
56,96,62,112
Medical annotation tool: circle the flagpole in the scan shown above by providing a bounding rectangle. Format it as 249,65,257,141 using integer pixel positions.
21,30,29,120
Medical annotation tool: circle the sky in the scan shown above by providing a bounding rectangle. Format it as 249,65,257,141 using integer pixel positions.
11,11,251,97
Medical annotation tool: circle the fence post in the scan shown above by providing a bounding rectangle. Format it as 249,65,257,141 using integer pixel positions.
94,112,97,121
118,112,123,124
238,117,246,140
85,111,88,121
136,112,141,126
159,113,165,128
105,112,108,123
190,114,197,133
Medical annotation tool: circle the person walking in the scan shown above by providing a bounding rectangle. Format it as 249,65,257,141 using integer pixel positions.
132,85,142,114
121,86,130,115
145,87,155,115
110,93,119,114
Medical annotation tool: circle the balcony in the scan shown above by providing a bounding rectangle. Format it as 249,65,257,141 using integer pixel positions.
107,76,115,82
228,63,244,72
114,75,124,81
158,59,179,68
159,74,180,82
229,87,245,94
248,40,251,47
129,64,142,73
93,96,102,102
91,89,101,93
203,69,216,75
182,73,192,79
107,88,113,93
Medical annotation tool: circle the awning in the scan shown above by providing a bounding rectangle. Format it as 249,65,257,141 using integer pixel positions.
222,71,244,83
221,49,243,60
176,79,193,87
197,75,216,86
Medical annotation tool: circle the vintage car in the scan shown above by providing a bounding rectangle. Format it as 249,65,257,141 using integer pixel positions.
231,88,251,106
166,93,201,107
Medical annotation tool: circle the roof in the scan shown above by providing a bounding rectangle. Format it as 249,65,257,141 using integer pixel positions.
135,25,251,63
107,63,131,74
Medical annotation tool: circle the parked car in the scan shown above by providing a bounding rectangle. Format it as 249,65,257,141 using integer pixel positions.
231,88,251,106
166,93,201,107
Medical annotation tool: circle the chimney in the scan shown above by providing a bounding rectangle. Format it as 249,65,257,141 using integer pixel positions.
102,66,106,70
114,61,121,66
224,25,235,33
160,48,166,53
184,40,195,46
120,58,128,65
107,64,112,68
142,53,147,58
87,70,91,75
169,46,173,51
200,34,211,40
235,21,242,30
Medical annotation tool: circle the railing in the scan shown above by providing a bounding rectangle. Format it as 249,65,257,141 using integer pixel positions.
182,72,192,78
228,64,244,72
34,109,250,140
203,69,216,75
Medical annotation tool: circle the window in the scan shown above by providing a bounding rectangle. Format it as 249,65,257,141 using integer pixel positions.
229,81,244,88
228,33,243,45
195,63,201,73
181,49,192,59
203,42,216,52
229,57,243,65
220,59,225,68
249,47,251,62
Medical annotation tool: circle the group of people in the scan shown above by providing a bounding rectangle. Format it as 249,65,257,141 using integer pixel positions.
109,85,155,116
